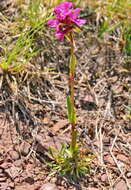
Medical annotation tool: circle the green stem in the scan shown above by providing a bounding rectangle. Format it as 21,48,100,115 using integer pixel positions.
69,32,77,152
70,71,76,150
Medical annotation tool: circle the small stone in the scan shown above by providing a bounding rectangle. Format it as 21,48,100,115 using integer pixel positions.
0,183,8,190
126,172,131,178
94,140,100,147
117,161,125,169
115,179,127,190
0,172,6,177
43,118,49,124
109,76,118,83
52,119,68,133
127,136,131,144
39,183,57,190
9,150,19,161
24,176,35,185
112,147,119,153
104,155,116,166
98,98,105,107
36,135,69,154
128,178,131,186
14,160,22,167
20,142,31,156
101,174,108,182
103,152,109,156
0,177,7,182
117,154,129,164
9,182,15,188
0,168,4,173
114,86,123,94
0,162,12,169
103,137,110,144
15,184,38,190
5,166,22,179
51,177,57,184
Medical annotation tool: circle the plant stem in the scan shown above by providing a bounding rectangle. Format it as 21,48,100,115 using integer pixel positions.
69,32,77,152
70,71,76,150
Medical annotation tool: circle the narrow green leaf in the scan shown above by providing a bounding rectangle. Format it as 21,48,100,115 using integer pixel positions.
1,62,9,70
65,149,72,158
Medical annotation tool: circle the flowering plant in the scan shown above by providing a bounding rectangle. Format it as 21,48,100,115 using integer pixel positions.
48,2,92,179
48,2,86,41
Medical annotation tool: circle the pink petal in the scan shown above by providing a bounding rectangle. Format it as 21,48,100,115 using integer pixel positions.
55,2,73,18
57,2,73,10
55,31,65,41
55,8,61,16
48,19,58,27
73,8,81,19
74,19,86,27
60,10,72,21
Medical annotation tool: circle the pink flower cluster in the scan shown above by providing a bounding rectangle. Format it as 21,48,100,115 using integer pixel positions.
48,2,86,41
